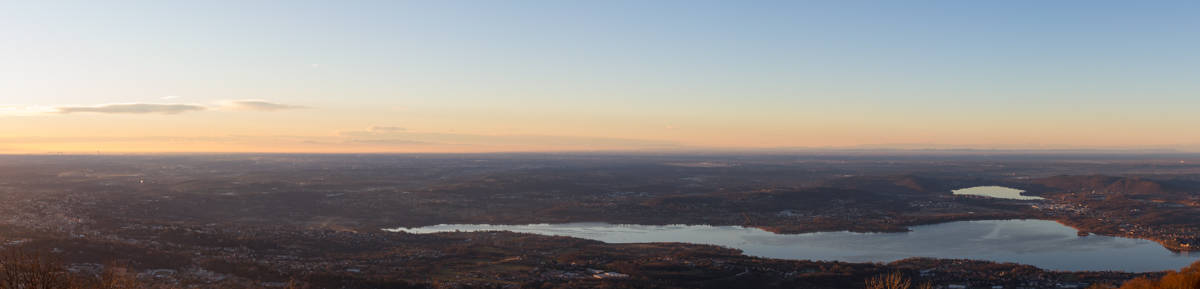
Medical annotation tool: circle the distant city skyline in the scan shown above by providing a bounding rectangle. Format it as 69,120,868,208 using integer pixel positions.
3,1,1200,153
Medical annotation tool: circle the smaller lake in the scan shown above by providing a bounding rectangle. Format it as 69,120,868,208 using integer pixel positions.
953,186,1044,200
387,220,1197,272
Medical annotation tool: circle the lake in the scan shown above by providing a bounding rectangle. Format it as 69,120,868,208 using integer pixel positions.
387,219,1197,272
953,186,1045,200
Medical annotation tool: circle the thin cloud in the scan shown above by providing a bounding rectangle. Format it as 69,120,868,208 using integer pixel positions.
369,126,406,133
221,100,306,111
338,126,406,137
337,127,681,150
57,103,206,115
0,105,57,116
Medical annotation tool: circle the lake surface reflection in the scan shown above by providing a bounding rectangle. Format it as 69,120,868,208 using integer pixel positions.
388,220,1197,272
953,186,1045,200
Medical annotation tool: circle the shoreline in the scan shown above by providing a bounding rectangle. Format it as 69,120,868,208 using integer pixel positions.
381,215,1199,253
384,218,1197,273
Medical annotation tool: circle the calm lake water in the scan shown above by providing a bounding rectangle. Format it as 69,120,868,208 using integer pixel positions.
388,220,1197,272
953,186,1045,200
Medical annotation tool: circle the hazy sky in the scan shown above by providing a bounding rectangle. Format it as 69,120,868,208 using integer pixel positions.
2,1,1199,153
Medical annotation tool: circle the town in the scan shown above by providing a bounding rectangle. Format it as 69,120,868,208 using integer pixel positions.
1,154,1198,288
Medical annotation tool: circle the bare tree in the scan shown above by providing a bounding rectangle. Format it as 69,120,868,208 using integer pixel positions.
0,249,76,289
95,266,141,289
865,272,912,289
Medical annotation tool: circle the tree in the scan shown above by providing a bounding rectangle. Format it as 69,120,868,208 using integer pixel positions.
1114,261,1200,289
0,248,169,289
0,249,75,289
865,272,912,289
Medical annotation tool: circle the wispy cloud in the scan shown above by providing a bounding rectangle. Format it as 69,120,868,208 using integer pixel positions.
6,99,307,116
57,103,207,115
220,100,307,111
369,126,406,132
0,105,57,116
337,126,680,150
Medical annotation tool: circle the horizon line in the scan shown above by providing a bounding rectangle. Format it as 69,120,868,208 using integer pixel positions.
3,147,1198,157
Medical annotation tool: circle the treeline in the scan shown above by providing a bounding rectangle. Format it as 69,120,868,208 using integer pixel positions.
861,261,1200,289
1092,261,1200,289
0,248,434,289
0,249,148,289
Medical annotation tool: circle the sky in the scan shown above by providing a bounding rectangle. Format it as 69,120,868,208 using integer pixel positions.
2,1,1199,153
